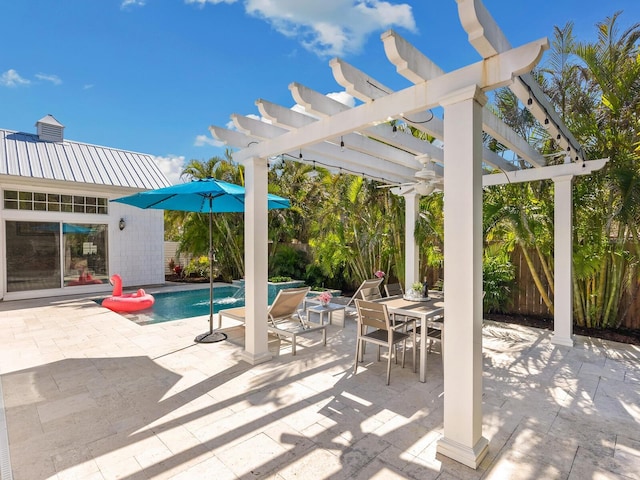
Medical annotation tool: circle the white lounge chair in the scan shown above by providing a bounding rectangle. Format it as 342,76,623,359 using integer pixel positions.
219,287,327,356
325,278,384,308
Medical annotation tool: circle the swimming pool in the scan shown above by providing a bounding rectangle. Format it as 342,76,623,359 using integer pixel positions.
102,284,311,326
98,286,245,325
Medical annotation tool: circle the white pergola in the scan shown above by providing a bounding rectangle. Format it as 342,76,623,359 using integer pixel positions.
209,0,607,469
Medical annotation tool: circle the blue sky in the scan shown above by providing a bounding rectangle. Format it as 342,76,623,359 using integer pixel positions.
1,0,638,184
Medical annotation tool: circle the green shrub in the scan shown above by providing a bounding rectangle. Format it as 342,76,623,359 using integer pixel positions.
268,276,293,283
483,252,515,313
184,255,210,278
269,245,308,279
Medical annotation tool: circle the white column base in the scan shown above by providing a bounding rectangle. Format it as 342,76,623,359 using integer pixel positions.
551,334,574,347
437,436,489,469
239,350,272,365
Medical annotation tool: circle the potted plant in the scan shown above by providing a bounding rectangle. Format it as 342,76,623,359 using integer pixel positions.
409,281,424,299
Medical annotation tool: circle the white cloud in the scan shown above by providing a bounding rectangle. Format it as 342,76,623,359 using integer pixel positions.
121,0,145,8
246,113,273,124
0,69,30,87
327,91,355,107
154,155,186,185
185,0,416,56
195,134,225,147
83,84,94,90
35,73,62,85
291,90,354,115
243,0,416,56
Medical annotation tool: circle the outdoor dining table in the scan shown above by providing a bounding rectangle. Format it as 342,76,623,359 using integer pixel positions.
376,291,444,383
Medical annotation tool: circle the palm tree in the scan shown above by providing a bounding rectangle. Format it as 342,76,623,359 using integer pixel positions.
169,151,245,281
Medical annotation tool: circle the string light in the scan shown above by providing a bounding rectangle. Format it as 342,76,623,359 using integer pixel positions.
280,152,399,185
402,110,434,124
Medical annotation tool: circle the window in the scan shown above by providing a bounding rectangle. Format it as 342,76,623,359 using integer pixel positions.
3,190,108,214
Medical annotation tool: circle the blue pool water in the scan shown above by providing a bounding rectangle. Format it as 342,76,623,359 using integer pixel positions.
101,283,310,325
101,286,246,325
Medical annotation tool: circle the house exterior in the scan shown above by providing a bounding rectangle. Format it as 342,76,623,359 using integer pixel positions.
0,115,171,301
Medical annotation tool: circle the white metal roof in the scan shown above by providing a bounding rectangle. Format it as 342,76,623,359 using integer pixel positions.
0,128,171,190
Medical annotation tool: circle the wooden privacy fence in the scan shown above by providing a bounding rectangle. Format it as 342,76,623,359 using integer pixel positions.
425,246,640,329
508,247,553,317
504,247,640,330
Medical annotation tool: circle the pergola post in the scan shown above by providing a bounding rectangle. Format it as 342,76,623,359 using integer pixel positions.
552,175,574,347
404,191,420,288
239,156,272,365
437,85,488,469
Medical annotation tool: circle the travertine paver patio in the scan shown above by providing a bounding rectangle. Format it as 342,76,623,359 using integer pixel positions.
0,290,639,479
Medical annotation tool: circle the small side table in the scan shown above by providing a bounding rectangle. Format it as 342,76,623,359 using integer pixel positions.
306,303,346,327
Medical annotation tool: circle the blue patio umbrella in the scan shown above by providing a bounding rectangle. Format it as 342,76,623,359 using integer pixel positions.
112,177,290,343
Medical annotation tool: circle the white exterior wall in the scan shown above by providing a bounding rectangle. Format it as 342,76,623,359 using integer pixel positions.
108,203,166,288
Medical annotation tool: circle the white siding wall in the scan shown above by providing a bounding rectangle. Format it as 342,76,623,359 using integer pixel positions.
109,203,165,287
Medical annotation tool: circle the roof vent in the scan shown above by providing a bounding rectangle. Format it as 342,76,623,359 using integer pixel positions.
35,114,64,142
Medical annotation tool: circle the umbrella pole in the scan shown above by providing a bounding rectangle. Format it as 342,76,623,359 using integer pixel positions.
194,204,227,343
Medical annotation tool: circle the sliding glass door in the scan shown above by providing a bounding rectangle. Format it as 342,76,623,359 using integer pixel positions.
63,223,108,286
5,221,109,292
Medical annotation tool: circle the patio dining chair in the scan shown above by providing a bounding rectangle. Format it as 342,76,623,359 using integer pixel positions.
359,286,382,301
327,278,384,308
354,299,412,385
384,283,403,297
381,281,419,341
